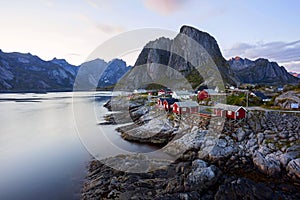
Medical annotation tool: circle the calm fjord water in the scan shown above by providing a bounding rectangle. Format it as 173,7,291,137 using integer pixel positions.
0,92,157,200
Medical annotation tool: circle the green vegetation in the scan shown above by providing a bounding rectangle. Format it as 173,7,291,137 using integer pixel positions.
226,93,265,107
227,94,246,106
283,83,300,92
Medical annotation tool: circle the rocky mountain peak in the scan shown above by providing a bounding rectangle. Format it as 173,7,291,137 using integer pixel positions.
179,25,226,67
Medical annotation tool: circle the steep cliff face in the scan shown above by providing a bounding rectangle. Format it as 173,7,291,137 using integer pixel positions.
127,25,236,91
228,57,300,85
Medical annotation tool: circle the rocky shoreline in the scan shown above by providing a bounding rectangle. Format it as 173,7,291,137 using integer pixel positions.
82,98,300,199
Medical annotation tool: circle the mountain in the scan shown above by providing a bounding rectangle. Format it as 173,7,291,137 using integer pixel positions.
0,50,131,92
0,50,78,92
75,58,131,90
228,57,300,85
289,72,300,79
120,25,236,91
123,25,298,89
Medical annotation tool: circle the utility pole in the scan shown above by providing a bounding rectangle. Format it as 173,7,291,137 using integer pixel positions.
246,91,249,107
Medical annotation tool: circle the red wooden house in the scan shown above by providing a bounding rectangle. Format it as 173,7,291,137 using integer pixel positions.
173,101,199,115
163,98,179,111
198,90,209,100
213,103,247,119
158,89,165,96
157,98,166,107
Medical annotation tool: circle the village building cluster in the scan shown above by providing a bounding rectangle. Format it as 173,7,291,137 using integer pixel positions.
131,83,299,121
153,88,247,119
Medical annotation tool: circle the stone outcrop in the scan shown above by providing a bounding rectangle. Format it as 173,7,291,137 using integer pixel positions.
274,91,300,109
184,159,221,192
287,158,300,183
83,100,300,199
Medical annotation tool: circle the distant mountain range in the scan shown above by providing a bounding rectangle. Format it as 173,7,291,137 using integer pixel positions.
0,49,131,92
228,56,300,85
0,25,299,92
289,72,300,78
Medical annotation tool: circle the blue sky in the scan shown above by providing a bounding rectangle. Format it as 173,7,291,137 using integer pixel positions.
0,0,299,72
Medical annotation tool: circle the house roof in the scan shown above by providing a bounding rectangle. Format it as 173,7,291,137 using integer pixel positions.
175,101,199,107
163,98,179,104
173,91,191,96
204,89,218,94
158,97,167,102
214,103,246,112
254,91,270,100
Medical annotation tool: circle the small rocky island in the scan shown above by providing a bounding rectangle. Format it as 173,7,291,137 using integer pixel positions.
82,97,300,199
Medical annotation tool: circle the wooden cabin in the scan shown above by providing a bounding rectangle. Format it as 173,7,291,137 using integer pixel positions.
158,89,166,96
172,91,192,100
213,103,247,119
157,98,166,107
173,101,199,115
163,98,179,111
198,90,209,101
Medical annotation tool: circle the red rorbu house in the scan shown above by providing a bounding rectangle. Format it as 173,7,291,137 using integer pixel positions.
158,89,166,96
198,90,209,101
213,103,247,119
157,98,166,107
163,98,179,112
158,89,173,96
173,101,199,115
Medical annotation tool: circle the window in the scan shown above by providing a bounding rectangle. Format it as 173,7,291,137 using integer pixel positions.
236,112,239,116
227,111,232,115
182,108,187,112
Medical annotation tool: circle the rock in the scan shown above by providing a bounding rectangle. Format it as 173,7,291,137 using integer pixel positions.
253,152,281,177
215,177,276,200
107,189,120,198
130,106,149,122
279,131,288,139
119,114,175,144
280,153,295,167
280,145,300,167
236,128,246,142
207,145,235,162
164,130,208,157
257,132,264,144
274,91,300,109
184,160,221,192
257,146,271,155
286,158,300,183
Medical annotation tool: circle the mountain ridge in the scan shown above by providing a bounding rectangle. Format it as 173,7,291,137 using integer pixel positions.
228,56,300,85
0,25,299,92
0,50,131,92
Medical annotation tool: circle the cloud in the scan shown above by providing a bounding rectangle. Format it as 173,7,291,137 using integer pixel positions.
67,53,81,57
224,40,300,63
85,0,100,9
224,40,300,72
96,23,125,34
281,61,300,73
77,14,124,34
144,0,189,15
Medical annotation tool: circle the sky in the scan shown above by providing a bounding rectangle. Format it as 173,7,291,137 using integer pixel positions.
0,0,299,72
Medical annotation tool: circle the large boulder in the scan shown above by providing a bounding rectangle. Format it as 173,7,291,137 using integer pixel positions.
198,138,237,163
184,159,221,192
274,91,300,109
286,158,300,183
253,152,281,177
280,145,300,167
